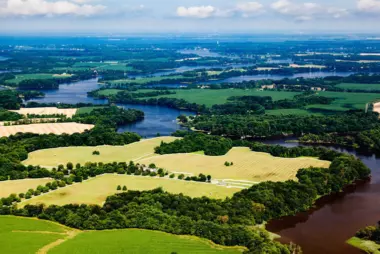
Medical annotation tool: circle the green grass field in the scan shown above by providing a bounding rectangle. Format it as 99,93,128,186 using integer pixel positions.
347,237,380,254
75,106,107,115
0,216,243,254
50,229,244,254
265,108,321,116
23,137,178,167
0,216,68,254
96,89,122,96
154,89,300,107
5,74,72,85
20,174,240,206
336,83,380,91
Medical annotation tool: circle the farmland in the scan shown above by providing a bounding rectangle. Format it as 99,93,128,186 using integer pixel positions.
10,107,78,118
0,123,94,137
0,178,52,198
50,229,244,254
4,74,73,85
138,147,330,182
0,216,243,254
23,137,178,167
20,174,240,206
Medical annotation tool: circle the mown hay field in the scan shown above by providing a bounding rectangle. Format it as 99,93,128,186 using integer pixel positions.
50,228,244,254
23,137,178,167
0,178,53,198
20,174,240,207
10,107,78,118
137,147,331,182
0,123,94,137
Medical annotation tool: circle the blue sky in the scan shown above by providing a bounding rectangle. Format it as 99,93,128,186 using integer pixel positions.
0,0,379,34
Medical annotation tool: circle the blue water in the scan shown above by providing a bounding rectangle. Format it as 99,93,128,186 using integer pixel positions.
30,78,195,137
200,71,356,84
0,56,9,61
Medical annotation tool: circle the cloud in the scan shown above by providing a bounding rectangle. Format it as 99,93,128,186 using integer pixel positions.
357,0,380,14
177,5,216,19
271,0,348,21
0,0,106,17
176,2,264,19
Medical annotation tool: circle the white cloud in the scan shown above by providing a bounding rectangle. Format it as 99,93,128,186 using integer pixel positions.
177,2,264,19
177,5,216,19
271,0,348,21
0,0,106,17
357,0,380,13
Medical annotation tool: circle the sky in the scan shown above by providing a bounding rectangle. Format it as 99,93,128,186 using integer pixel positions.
0,0,379,34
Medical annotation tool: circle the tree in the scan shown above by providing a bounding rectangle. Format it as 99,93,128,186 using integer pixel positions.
178,174,185,180
67,162,74,170
207,175,212,182
170,174,175,178
75,163,81,169
122,186,127,191
149,163,156,169
117,185,121,191
224,161,230,167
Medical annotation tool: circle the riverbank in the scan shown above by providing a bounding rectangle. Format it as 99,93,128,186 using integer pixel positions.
347,237,380,254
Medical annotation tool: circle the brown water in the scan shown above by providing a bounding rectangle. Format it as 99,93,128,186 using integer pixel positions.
265,141,380,254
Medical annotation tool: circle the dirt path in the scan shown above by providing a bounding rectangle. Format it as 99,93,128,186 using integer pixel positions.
13,229,80,254
37,230,80,254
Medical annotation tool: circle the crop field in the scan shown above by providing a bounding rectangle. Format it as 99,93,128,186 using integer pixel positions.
0,123,94,137
23,137,178,167
138,147,330,182
265,108,322,116
20,174,240,206
10,107,78,118
335,83,380,91
5,73,72,85
50,229,244,254
0,216,69,254
0,178,52,198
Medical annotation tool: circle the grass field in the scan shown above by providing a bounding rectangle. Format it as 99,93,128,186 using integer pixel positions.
347,237,380,254
10,107,77,118
0,123,94,137
5,73,72,85
23,137,178,167
138,147,330,182
336,83,380,91
50,229,244,254
75,106,106,115
72,62,134,71
0,216,68,254
265,108,322,116
0,178,52,198
0,216,242,254
20,174,240,206
155,89,300,107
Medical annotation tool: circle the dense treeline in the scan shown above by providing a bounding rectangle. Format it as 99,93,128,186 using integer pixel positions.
190,111,379,138
0,109,22,121
355,224,380,244
299,127,380,153
0,90,22,109
155,133,233,156
72,107,144,128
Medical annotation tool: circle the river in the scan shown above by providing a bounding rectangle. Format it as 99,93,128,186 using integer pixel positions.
29,78,195,137
264,139,380,254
